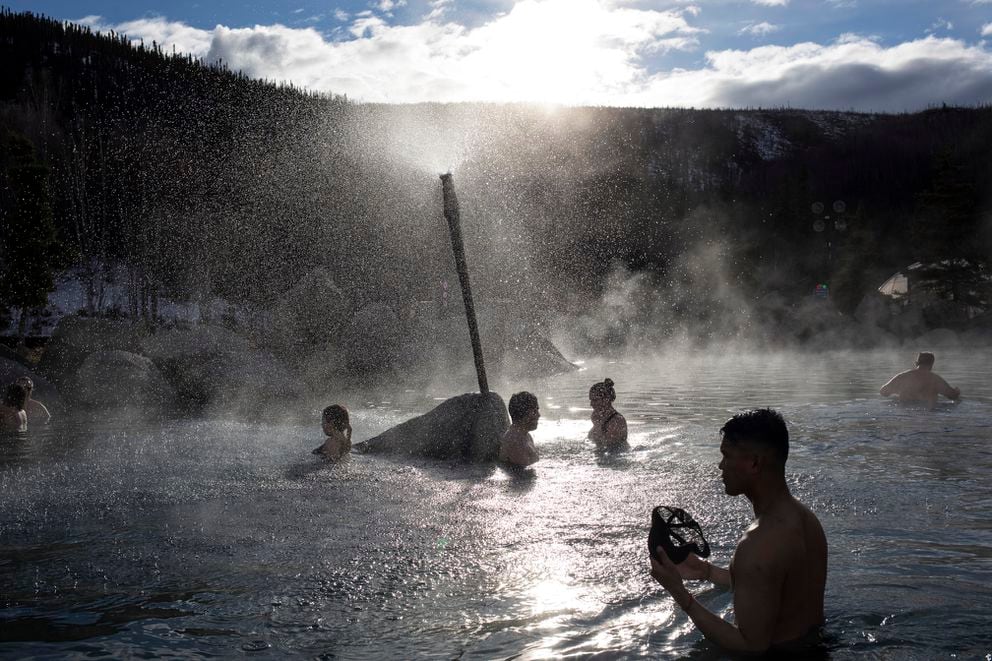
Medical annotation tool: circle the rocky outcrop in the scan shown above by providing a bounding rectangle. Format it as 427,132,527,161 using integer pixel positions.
273,267,350,349
356,392,509,462
71,350,174,410
38,317,144,389
343,302,405,374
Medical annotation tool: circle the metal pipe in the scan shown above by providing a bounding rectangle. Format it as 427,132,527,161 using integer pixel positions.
440,173,489,395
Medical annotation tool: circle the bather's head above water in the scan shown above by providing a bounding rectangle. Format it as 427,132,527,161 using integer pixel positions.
508,391,540,431
321,404,351,438
589,378,616,412
718,408,789,496
914,352,935,370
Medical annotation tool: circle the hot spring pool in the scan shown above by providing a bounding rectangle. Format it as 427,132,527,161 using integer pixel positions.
1,349,991,659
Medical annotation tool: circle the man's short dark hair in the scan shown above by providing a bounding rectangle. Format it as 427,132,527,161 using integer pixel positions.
508,391,538,424
3,383,27,410
720,408,789,466
915,352,935,368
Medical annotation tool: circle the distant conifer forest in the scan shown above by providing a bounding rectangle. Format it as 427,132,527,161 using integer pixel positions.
2,8,991,338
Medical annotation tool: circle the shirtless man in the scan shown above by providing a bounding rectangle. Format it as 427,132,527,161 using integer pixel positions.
1,383,28,432
879,352,960,408
650,408,827,654
15,377,51,425
498,391,540,467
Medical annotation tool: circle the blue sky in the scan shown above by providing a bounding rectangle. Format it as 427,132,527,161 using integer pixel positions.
7,0,992,110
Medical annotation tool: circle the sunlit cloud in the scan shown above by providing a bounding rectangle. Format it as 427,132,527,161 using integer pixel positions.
76,15,214,55
983,23,992,37
927,18,953,34
376,0,407,10
334,9,350,21
751,0,788,6
740,21,781,37
626,36,992,112
74,6,992,112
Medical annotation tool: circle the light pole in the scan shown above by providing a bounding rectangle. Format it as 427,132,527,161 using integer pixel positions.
811,199,847,299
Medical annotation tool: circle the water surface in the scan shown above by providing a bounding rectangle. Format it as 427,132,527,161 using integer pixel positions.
1,349,990,659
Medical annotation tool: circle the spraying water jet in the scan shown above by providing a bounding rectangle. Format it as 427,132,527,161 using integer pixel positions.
355,174,508,461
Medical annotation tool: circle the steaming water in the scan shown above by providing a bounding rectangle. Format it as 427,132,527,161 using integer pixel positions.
2,349,990,659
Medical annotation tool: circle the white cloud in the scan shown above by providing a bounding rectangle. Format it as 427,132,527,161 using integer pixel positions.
76,15,215,56
751,0,788,6
740,21,781,37
77,5,992,112
334,9,350,22
983,23,992,37
376,0,407,10
426,0,453,21
927,18,953,33
625,36,992,112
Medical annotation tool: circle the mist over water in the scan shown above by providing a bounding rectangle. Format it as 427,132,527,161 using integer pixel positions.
3,349,990,659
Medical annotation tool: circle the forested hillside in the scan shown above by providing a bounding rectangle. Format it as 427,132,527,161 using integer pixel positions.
2,8,991,342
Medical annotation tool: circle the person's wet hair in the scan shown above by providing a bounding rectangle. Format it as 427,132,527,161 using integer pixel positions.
3,383,28,410
508,391,538,424
720,408,789,466
589,378,616,402
915,352,935,368
15,376,33,392
322,404,350,432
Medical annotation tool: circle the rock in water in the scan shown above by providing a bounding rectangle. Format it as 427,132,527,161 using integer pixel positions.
357,392,509,462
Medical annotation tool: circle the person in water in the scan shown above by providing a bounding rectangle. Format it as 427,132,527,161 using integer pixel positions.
879,352,960,408
588,378,628,451
1,383,28,432
499,391,540,467
15,377,51,425
312,404,352,461
650,408,827,654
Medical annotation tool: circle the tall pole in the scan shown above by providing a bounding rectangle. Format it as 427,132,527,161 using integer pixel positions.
440,173,489,394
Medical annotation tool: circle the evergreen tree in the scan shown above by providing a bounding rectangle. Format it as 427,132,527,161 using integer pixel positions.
0,130,60,341
910,150,979,262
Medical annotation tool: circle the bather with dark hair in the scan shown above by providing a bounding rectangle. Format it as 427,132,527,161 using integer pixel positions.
499,391,540,467
312,404,352,461
588,378,628,451
1,383,28,432
880,351,960,409
15,376,51,425
649,408,827,655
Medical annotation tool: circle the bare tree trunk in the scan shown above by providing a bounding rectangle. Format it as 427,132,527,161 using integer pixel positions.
16,306,28,348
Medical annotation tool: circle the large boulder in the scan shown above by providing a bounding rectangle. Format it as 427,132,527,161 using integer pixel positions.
498,321,577,377
0,358,66,414
70,350,174,410
273,268,350,349
140,324,251,363
343,302,405,374
38,317,144,390
137,326,302,414
356,392,509,462
201,349,302,417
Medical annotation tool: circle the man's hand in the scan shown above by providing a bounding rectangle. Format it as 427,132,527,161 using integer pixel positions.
650,547,690,607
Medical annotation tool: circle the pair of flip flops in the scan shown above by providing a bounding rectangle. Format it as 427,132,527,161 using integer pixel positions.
648,506,711,564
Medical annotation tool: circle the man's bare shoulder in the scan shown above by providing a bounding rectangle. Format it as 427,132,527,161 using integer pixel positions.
745,499,819,546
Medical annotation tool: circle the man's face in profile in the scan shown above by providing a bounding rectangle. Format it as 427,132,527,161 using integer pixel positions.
718,439,751,496
524,406,540,431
